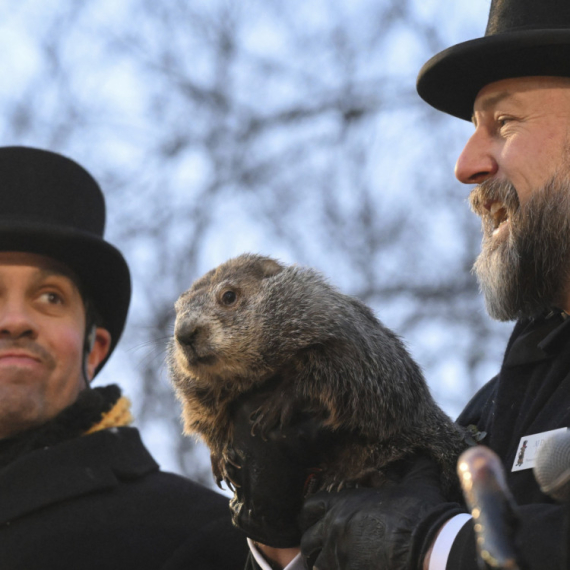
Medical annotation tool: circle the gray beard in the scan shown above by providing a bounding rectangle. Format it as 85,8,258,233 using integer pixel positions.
470,177,570,321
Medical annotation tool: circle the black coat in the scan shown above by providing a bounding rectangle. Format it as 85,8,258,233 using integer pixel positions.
449,312,570,569
0,426,248,570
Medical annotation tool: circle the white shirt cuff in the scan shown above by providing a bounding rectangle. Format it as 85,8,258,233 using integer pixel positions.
429,513,472,570
247,538,304,570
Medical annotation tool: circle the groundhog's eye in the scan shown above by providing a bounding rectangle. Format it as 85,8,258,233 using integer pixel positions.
221,290,237,306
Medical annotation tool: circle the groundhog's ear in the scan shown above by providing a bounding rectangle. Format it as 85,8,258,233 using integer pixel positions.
258,258,284,279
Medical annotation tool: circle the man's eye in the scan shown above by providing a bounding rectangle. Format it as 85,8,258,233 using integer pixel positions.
40,291,63,305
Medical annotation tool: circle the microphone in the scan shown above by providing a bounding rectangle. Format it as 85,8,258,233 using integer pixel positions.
533,431,570,502
534,431,570,570
457,446,521,570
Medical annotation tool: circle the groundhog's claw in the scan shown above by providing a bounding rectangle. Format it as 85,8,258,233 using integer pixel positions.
211,453,224,489
222,447,242,490
224,470,241,489
211,448,242,491
226,454,242,470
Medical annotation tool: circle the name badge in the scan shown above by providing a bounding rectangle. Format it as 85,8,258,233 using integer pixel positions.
512,427,569,472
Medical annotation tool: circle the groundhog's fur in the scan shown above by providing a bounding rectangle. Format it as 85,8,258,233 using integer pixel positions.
168,254,467,497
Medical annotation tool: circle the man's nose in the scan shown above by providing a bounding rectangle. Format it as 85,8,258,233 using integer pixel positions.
0,298,37,339
455,128,498,184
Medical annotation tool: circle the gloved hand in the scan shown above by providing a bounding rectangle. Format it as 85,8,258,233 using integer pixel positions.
221,385,336,549
299,456,466,570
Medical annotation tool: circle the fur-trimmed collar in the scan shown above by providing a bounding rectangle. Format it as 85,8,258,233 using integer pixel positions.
0,384,133,469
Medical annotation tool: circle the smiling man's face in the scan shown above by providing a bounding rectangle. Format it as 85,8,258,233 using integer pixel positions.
455,76,570,319
0,251,110,438
456,76,570,201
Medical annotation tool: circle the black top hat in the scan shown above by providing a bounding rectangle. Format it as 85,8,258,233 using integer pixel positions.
0,146,131,373
417,0,570,120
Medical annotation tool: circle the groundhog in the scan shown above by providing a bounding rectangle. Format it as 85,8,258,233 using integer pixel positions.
168,253,468,501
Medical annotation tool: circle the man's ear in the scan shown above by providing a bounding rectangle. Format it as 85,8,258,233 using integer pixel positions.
86,327,112,381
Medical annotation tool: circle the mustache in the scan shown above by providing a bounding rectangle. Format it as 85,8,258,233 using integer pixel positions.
469,178,520,217
0,339,55,367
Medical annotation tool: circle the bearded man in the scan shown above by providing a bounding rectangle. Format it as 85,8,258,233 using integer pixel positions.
236,0,570,569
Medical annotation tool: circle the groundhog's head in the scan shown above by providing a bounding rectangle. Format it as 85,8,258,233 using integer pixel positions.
170,254,287,390
170,252,366,397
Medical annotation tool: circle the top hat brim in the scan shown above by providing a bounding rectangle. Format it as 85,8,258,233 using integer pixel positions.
0,223,131,374
417,29,570,121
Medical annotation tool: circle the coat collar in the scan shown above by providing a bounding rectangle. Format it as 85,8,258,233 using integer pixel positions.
0,427,158,524
503,311,570,368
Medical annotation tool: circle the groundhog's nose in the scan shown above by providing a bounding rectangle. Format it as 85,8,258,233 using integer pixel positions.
175,319,199,347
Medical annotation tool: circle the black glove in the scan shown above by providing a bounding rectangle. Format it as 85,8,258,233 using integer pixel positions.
221,386,336,548
299,456,466,570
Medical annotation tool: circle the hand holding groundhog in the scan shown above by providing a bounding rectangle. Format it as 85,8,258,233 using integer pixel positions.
168,254,468,542
225,389,334,547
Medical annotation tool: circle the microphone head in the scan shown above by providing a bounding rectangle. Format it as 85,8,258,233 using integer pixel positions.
533,431,570,502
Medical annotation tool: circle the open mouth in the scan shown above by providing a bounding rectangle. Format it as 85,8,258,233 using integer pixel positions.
487,200,509,234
